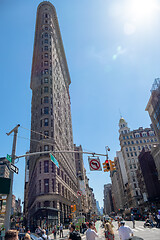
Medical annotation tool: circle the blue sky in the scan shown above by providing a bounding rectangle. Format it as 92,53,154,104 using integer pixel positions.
0,0,160,208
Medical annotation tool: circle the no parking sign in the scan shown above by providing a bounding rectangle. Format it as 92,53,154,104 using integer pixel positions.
88,157,102,171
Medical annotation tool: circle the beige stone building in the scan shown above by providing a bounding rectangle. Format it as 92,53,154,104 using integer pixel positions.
119,117,158,208
28,2,78,230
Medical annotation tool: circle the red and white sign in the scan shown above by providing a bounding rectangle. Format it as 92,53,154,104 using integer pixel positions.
88,157,102,171
77,191,82,196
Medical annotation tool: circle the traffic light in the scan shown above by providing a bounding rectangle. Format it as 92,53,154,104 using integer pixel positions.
71,204,76,212
109,160,116,171
103,160,110,172
71,205,74,212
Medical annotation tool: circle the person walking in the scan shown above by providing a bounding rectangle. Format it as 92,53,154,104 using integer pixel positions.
38,229,50,240
52,225,57,239
86,222,98,240
148,213,154,227
118,221,133,240
104,223,114,240
156,212,160,228
131,214,135,228
59,223,63,238
69,224,81,240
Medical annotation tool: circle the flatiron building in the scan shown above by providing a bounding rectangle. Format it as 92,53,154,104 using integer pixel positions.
28,1,78,230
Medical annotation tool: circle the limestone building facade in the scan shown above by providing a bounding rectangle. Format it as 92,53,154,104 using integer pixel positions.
28,1,78,230
119,117,158,208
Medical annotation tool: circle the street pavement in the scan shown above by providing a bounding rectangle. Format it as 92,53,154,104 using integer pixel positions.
49,220,160,240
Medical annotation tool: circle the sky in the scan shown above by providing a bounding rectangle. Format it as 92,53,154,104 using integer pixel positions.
1,0,160,208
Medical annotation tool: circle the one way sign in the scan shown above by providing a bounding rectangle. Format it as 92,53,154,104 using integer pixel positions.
10,163,19,174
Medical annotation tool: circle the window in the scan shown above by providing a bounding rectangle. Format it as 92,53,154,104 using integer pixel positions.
138,146,141,150
51,108,53,115
44,179,49,193
51,119,53,127
52,179,55,192
142,132,147,137
44,96,49,103
124,142,126,145
44,61,48,66
136,140,139,144
135,133,140,138
41,109,43,115
130,135,133,139
44,131,49,138
51,132,53,137
44,87,48,93
62,186,64,196
44,160,49,173
40,132,42,140
45,33,48,38
129,147,132,151
140,140,142,143
44,145,49,151
143,139,146,143
44,69,49,74
44,201,50,207
151,139,153,142
44,39,48,43
39,162,41,174
52,162,55,173
50,79,52,84
123,136,125,140
45,26,48,30
41,98,43,104
128,141,130,145
44,77,48,83
44,107,49,114
131,153,133,157
57,167,60,175
50,88,52,94
134,152,137,156
149,131,154,136
58,183,61,194
40,120,42,127
133,147,135,151
155,138,157,142
127,153,129,157
44,118,49,126
131,141,134,144
39,180,41,193
126,148,128,152
44,46,48,51
51,97,53,104
45,53,48,58
61,170,64,180
126,136,129,139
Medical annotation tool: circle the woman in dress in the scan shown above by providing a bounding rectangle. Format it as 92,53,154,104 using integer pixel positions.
104,222,114,240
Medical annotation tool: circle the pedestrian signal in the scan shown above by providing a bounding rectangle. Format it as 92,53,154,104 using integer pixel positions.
103,160,110,172
109,160,116,171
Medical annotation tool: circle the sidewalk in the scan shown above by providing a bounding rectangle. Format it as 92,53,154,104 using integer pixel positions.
49,229,70,240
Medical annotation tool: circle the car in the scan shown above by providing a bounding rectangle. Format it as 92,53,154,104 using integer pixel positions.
18,233,39,240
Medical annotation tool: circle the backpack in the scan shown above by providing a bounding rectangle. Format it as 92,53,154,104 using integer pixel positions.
73,230,81,240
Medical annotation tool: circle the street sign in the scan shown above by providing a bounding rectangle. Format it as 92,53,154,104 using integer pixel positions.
88,157,102,171
50,153,59,168
10,163,19,174
77,191,82,196
6,154,12,163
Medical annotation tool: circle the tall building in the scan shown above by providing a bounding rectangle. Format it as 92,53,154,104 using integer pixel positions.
103,184,114,215
137,149,160,211
28,2,78,230
146,78,160,180
119,117,158,208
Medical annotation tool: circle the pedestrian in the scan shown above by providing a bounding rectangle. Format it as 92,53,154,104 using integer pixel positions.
86,222,98,240
59,223,63,238
69,224,81,240
148,213,154,227
38,229,50,240
35,226,42,236
24,233,31,240
131,214,135,228
5,230,18,240
156,212,160,228
118,221,133,240
104,223,114,240
52,225,57,239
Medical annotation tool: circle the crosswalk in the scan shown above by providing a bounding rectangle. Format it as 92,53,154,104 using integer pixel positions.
133,226,160,233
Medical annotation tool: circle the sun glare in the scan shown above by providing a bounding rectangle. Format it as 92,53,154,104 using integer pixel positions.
128,0,159,23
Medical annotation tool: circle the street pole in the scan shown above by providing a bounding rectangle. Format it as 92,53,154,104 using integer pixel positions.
4,124,20,231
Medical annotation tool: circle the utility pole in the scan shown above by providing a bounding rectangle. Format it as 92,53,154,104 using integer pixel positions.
4,124,20,231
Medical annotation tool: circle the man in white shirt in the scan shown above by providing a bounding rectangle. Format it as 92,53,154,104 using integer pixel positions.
118,221,133,240
86,222,98,240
